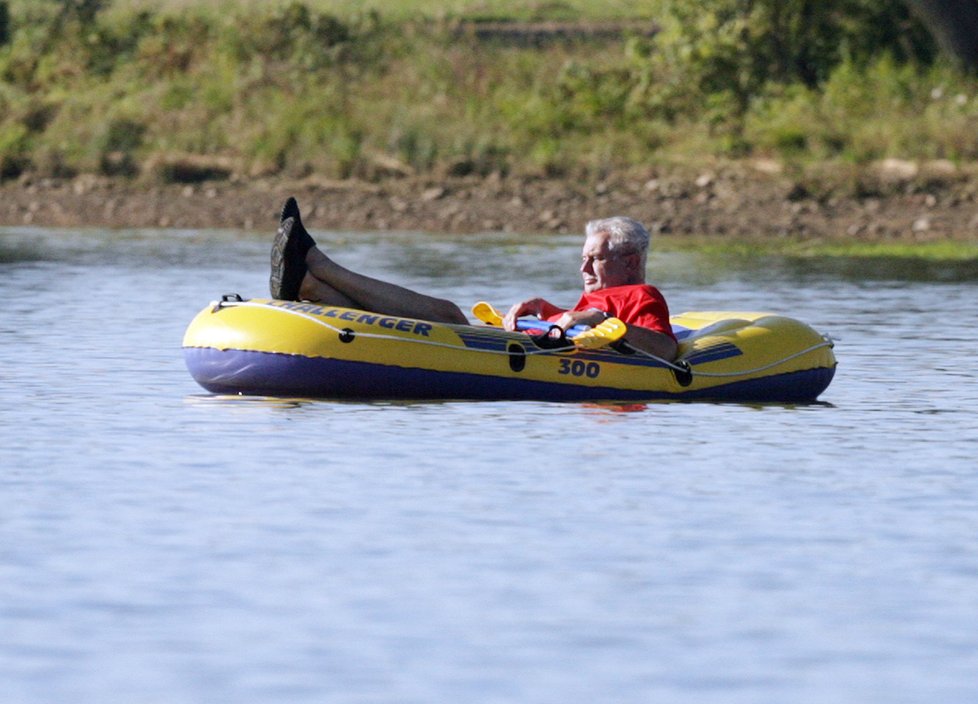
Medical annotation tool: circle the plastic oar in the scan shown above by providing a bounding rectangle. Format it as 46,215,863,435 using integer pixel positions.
570,317,627,349
472,301,504,326
471,301,626,349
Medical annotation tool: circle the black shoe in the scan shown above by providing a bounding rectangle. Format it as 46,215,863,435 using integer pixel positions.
269,217,307,300
280,196,316,253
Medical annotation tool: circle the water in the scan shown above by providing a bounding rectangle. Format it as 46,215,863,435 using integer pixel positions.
2,226,977,704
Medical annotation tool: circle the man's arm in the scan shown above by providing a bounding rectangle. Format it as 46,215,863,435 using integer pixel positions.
617,324,678,361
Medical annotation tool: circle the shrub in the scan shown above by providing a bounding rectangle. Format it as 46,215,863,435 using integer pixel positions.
647,0,937,129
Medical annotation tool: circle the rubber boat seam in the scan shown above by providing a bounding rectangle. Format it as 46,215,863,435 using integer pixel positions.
220,300,834,379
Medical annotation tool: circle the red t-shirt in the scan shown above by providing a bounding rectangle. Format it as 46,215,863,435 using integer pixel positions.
547,283,676,341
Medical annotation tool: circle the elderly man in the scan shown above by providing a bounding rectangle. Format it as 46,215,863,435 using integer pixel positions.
501,216,677,360
270,198,677,360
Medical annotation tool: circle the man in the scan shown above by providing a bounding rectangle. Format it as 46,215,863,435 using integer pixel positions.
270,198,677,361
501,216,677,360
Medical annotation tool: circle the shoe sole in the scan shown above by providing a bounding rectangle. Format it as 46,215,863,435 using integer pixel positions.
269,217,306,300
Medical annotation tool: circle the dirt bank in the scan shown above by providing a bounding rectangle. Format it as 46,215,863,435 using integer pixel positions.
3,162,978,242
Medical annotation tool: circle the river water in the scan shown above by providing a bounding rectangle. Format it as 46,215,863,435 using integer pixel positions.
2,226,977,703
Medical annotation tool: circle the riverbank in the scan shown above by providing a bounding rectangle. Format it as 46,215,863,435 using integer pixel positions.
4,3,978,255
4,161,978,249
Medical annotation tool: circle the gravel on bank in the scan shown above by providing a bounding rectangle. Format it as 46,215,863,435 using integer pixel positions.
3,163,978,243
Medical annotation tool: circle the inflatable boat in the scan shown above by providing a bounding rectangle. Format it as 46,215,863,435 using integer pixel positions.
182,295,836,402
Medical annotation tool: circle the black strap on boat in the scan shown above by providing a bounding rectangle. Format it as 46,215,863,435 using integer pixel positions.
530,325,574,350
507,342,526,372
672,360,693,387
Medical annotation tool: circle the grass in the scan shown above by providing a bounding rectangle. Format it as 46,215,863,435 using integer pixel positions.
1,0,977,198
659,236,978,261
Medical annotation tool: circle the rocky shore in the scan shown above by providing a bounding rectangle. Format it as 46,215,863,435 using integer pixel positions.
3,161,978,242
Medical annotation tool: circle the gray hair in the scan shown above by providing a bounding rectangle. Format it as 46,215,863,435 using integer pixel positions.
585,216,650,268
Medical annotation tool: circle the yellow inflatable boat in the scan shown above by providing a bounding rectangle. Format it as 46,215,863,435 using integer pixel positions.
182,295,836,402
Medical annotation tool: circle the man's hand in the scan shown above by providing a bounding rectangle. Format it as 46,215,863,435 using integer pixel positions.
551,308,608,332
503,298,563,331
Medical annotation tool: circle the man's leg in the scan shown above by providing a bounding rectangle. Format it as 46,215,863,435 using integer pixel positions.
298,275,359,308
303,247,467,324
273,197,467,324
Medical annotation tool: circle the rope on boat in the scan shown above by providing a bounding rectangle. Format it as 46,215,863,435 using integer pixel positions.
626,338,835,378
218,299,834,379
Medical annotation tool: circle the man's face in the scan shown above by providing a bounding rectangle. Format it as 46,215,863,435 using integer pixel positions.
580,231,639,293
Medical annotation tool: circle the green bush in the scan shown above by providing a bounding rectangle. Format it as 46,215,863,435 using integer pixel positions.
0,122,29,177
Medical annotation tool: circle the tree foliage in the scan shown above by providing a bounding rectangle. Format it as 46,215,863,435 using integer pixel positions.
532,0,945,155
906,0,978,71
0,2,9,46
651,0,936,119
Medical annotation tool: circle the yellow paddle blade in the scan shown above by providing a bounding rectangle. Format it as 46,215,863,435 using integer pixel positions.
471,301,504,326
572,317,627,349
